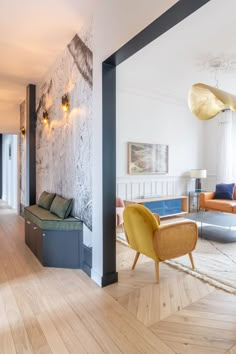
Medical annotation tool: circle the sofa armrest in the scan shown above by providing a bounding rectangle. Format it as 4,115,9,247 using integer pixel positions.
199,192,214,208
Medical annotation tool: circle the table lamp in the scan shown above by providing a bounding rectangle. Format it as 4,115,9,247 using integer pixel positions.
190,169,207,192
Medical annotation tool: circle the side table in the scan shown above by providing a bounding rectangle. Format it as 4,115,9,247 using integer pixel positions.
124,196,188,218
188,191,202,212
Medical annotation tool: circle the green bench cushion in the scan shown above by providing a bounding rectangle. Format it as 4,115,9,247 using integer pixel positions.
24,205,83,231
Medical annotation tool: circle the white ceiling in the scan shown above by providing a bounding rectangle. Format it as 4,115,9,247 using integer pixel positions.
0,0,97,133
117,0,236,106
3,0,235,134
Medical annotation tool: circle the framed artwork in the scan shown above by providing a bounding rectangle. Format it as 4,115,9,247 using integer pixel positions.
128,142,168,174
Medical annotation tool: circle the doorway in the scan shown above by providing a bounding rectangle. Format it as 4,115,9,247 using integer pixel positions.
1,134,18,211
102,0,211,286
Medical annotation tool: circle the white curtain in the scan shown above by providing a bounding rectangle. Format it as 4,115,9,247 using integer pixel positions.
216,110,233,183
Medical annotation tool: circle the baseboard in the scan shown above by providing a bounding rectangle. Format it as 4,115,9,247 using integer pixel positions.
81,244,92,277
81,246,118,286
101,271,118,287
20,203,25,217
91,269,103,286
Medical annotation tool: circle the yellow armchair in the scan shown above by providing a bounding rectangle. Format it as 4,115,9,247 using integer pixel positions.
123,204,198,283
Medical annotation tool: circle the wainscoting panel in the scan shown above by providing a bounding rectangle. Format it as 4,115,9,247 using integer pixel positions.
117,176,188,201
116,176,216,202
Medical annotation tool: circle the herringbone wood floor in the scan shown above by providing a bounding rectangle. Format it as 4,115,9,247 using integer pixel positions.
0,206,236,353
104,242,236,354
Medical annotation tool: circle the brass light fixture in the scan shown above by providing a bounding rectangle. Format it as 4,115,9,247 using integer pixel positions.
188,83,236,120
61,93,70,112
42,110,49,123
20,126,26,137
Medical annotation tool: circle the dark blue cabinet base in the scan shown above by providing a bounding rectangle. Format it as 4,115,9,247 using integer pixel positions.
25,220,83,269
43,230,82,268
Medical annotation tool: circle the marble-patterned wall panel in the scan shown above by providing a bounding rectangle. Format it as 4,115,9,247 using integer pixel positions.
36,29,92,230
19,101,27,210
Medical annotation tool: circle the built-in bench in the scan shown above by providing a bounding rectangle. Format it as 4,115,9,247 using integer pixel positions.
24,204,83,269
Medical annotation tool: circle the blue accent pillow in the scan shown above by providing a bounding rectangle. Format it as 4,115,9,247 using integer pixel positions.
214,183,235,200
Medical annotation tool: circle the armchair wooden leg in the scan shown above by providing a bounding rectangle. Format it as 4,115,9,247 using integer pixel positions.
189,252,195,270
132,252,140,270
155,261,159,283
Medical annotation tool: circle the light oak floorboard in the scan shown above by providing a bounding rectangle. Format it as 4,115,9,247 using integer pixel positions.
227,345,236,354
2,206,236,353
0,209,173,353
105,241,236,353
166,341,226,354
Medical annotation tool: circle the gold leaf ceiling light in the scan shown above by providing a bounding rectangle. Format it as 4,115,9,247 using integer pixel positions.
188,83,236,120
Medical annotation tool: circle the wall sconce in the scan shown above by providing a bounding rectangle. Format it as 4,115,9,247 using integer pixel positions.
20,127,26,137
61,93,69,112
42,110,49,123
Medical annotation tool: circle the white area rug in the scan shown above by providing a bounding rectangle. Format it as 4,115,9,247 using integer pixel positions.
116,230,236,294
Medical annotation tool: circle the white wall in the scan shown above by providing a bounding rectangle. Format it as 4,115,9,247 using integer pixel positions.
92,0,178,285
202,112,236,187
116,88,205,201
0,103,20,134
114,2,236,202
233,119,236,179
2,134,18,209
116,88,203,177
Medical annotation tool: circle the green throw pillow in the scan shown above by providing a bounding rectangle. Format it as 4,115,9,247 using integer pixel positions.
37,191,56,210
50,194,73,219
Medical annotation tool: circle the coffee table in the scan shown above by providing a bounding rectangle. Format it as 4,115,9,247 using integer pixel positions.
185,211,236,242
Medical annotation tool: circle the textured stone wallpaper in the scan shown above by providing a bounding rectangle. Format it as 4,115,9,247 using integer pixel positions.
19,100,27,210
36,28,92,230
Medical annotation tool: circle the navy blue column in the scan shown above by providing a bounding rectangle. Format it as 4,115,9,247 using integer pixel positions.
26,84,36,206
102,63,118,287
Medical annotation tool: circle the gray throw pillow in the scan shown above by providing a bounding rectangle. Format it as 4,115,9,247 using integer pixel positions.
50,194,73,219
37,191,56,210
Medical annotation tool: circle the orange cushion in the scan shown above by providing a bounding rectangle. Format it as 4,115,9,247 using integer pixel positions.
205,199,236,213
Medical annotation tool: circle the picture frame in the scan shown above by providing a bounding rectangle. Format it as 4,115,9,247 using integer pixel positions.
128,142,168,175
